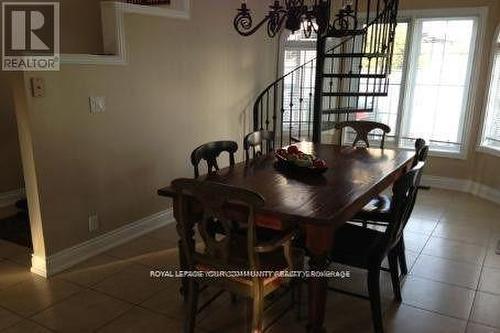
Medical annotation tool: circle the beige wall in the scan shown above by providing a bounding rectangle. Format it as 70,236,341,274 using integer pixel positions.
0,71,24,193
15,0,277,255
6,0,500,260
0,0,104,196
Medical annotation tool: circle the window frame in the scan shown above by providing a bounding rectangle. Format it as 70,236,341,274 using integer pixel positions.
397,14,481,159
477,24,500,158
277,7,488,159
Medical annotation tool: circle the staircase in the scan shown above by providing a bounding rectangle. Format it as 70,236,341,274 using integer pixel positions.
252,0,399,147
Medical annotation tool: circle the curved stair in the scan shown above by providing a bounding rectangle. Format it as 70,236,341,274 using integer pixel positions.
252,0,399,147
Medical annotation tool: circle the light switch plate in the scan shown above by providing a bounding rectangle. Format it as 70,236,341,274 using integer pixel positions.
30,77,45,97
89,96,106,114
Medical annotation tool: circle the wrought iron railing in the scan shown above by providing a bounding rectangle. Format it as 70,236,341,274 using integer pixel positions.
125,0,171,5
253,0,399,147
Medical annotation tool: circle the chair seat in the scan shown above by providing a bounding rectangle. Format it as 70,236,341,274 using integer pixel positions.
330,223,385,268
195,231,304,286
354,194,392,222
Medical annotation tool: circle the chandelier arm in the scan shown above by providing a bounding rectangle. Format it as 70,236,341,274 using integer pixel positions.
234,14,272,37
267,12,289,37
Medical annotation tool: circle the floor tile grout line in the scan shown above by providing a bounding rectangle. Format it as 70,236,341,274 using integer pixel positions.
86,279,172,307
408,273,477,291
467,320,500,330
26,287,89,320
406,272,480,293
0,277,84,322
400,301,471,322
465,233,498,328
0,299,58,332
467,239,489,326
0,317,57,333
56,258,133,289
27,286,136,332
400,302,470,323
91,304,137,332
416,251,486,267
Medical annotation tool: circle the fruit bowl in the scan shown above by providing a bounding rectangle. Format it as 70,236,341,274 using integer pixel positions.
275,146,328,174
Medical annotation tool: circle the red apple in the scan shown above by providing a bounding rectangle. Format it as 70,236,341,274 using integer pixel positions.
277,149,287,157
287,145,300,154
313,159,327,169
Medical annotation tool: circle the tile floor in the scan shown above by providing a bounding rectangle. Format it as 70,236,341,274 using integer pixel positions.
0,189,499,332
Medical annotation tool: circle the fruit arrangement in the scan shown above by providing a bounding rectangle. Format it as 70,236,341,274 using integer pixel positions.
275,146,327,172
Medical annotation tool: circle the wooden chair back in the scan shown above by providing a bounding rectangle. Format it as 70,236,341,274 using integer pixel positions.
190,141,238,178
413,138,429,166
244,130,275,161
335,121,391,149
385,162,426,252
172,178,265,271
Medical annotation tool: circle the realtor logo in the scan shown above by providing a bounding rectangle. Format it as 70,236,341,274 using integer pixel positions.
2,2,60,71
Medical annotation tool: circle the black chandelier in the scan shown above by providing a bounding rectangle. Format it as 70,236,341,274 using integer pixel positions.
233,0,333,38
234,0,362,38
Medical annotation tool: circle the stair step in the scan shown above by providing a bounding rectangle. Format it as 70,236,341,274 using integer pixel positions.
322,121,338,131
322,92,388,97
324,53,387,59
326,29,366,38
322,107,373,115
323,73,387,79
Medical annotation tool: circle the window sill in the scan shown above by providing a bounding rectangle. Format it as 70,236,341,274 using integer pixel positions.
427,149,467,160
383,143,466,160
476,145,500,158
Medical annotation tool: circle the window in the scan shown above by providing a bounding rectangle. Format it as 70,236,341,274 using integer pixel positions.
364,17,478,154
279,11,482,156
400,18,477,153
480,28,500,153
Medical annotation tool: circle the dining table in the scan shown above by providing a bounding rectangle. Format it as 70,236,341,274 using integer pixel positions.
157,142,416,333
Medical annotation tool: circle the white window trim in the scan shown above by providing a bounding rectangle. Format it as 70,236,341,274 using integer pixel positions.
396,7,488,160
477,23,500,158
348,9,486,159
277,7,488,159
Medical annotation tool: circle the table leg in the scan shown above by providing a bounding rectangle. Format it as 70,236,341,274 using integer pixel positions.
305,225,334,333
173,198,196,301
307,254,329,333
177,238,187,299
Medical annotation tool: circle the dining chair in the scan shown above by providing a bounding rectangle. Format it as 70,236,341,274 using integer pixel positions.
328,161,426,333
171,178,303,333
191,141,238,178
244,130,275,161
335,121,391,149
354,139,429,276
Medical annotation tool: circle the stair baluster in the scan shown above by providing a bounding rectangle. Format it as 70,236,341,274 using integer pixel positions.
252,0,399,147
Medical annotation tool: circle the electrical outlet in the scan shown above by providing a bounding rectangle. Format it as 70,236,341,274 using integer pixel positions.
89,96,106,114
88,213,99,232
30,77,45,97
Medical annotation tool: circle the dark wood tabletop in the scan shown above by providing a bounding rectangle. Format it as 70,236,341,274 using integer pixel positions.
158,142,415,227
158,142,415,333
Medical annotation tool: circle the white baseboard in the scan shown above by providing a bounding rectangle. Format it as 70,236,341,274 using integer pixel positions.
0,189,25,208
422,175,500,205
31,208,174,277
470,182,500,205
